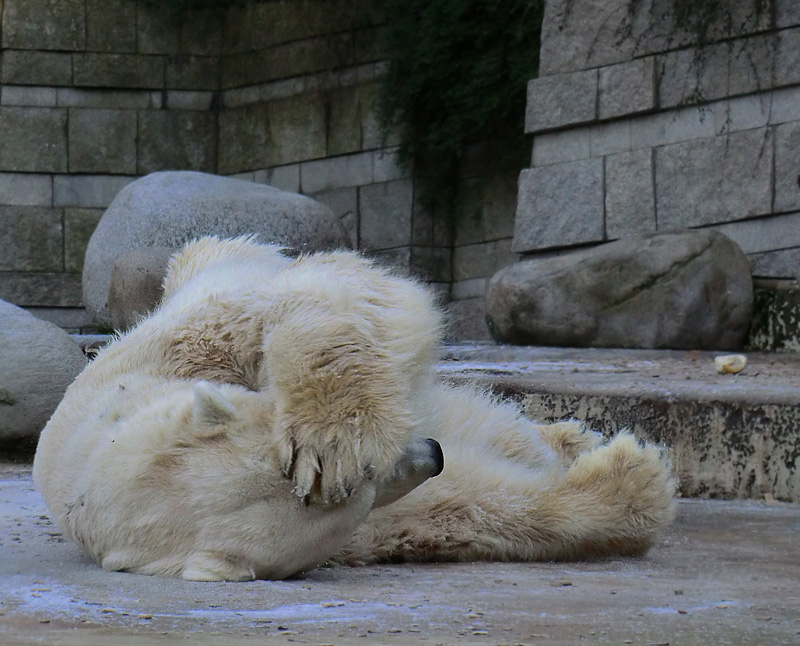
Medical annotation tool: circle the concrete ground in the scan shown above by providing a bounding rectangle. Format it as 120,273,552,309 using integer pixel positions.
2,461,799,645
2,344,799,645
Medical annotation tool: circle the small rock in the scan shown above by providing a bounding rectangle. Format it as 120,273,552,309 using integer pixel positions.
715,354,747,374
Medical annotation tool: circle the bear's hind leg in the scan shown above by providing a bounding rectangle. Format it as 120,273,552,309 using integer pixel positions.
335,432,676,564
535,420,605,465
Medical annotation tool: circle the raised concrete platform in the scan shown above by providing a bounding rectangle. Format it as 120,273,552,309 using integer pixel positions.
438,344,800,502
2,463,799,646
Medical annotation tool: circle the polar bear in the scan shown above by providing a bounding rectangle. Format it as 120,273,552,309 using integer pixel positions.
34,236,676,580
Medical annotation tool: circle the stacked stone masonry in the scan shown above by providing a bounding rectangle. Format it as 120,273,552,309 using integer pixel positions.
1,0,515,337
516,0,800,281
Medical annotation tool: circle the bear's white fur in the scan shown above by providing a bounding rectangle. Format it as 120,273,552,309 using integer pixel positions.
34,236,676,580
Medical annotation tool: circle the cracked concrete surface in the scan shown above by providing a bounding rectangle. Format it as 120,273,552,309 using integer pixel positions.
3,344,800,645
2,462,799,645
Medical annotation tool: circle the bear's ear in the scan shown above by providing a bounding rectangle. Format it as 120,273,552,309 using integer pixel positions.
193,381,238,433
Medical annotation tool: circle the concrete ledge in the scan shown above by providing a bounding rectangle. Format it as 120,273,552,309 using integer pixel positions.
439,344,800,502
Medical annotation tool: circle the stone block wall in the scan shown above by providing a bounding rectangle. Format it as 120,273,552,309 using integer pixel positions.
0,0,512,338
516,0,800,280
0,0,221,331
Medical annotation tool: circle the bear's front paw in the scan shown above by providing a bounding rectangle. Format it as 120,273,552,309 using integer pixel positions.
279,424,404,505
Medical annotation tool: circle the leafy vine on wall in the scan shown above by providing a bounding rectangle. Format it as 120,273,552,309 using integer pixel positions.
131,0,546,220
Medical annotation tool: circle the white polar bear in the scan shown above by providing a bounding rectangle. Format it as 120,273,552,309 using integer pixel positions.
34,236,676,580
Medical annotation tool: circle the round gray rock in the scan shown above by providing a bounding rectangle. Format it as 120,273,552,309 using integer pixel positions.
486,230,753,350
0,300,87,445
83,171,352,329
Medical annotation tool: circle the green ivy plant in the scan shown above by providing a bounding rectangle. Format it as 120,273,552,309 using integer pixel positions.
376,0,545,219
132,0,545,220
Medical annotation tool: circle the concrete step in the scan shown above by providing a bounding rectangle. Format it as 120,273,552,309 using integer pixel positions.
438,344,800,502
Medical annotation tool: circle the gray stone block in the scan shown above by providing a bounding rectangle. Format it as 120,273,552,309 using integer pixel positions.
64,208,103,273
256,164,301,193
136,4,181,55
86,0,137,53
0,207,62,272
2,0,85,51
1,86,57,107
0,107,67,172
454,173,518,245
777,0,800,28
658,37,774,110
605,149,656,240
359,179,413,252
259,77,306,102
68,108,137,174
268,94,326,166
72,54,165,89
525,69,597,133
538,0,633,77
373,148,409,183
327,87,362,156
179,9,223,57
2,51,72,86
655,128,773,229
590,119,632,157
445,298,491,342
137,110,217,175
56,88,151,109
26,306,95,331
714,212,800,255
0,173,52,207
165,56,220,91
513,159,605,253
300,152,373,194
451,278,487,301
629,105,717,151
774,121,800,213
453,242,499,282
775,27,800,87
218,103,272,174
410,246,452,283
599,57,656,120
749,247,800,278
769,86,800,125
360,82,401,150
0,273,83,307
54,175,136,208
531,128,591,168
164,91,215,111
716,94,771,134
311,187,358,247
367,246,412,274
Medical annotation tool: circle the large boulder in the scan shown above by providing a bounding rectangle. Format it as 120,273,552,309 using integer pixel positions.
83,171,352,329
486,230,753,350
0,300,87,446
108,247,176,332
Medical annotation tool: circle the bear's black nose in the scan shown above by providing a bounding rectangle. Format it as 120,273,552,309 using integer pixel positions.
425,438,444,476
